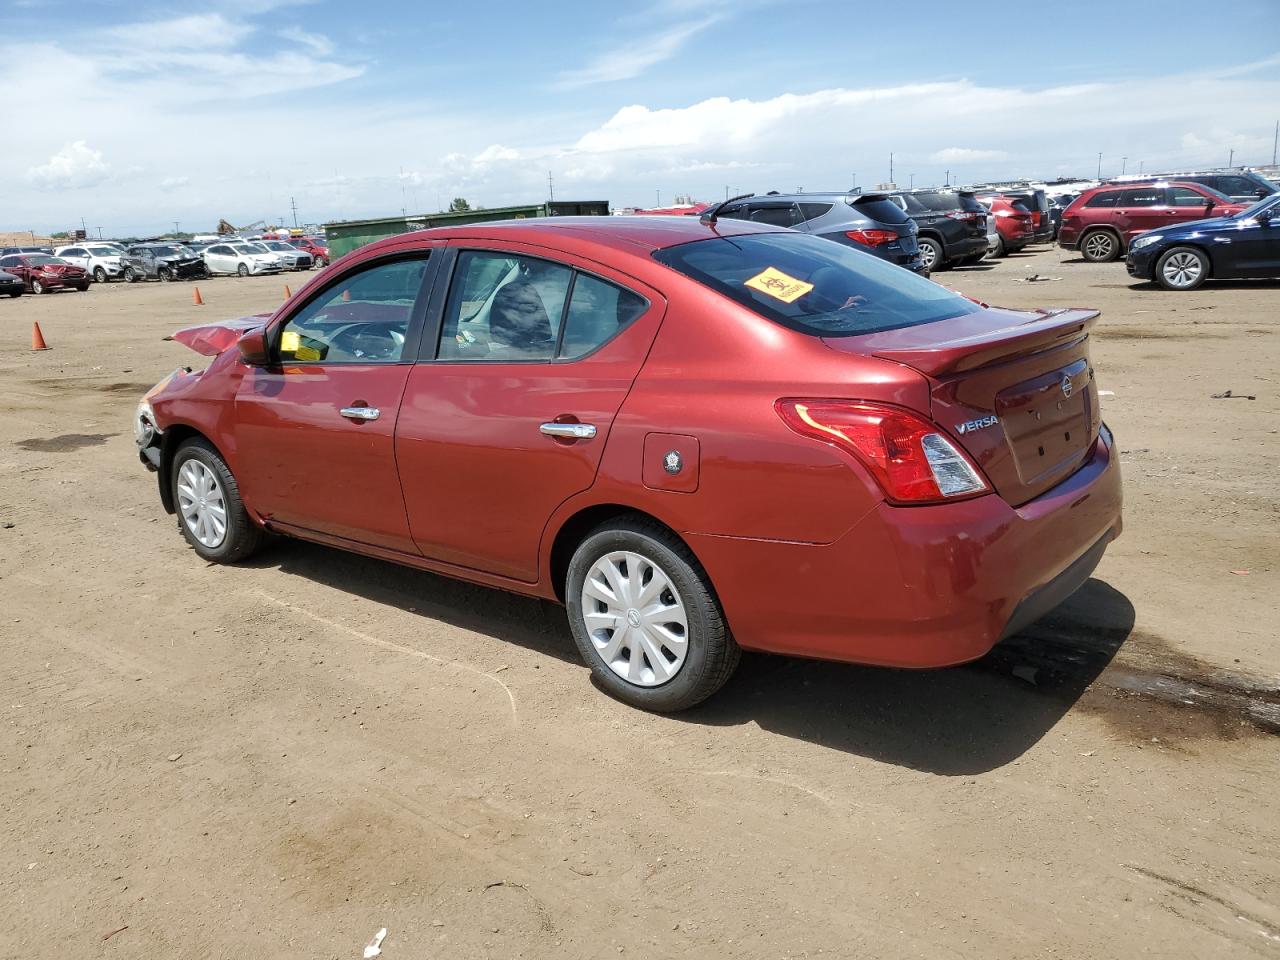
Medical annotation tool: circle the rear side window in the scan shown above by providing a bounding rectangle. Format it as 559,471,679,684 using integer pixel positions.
1085,191,1119,208
1118,188,1162,207
900,194,934,214
653,232,980,337
559,274,648,360
746,204,802,227
798,202,833,222
911,192,960,212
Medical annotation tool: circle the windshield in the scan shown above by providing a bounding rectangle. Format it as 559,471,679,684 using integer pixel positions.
27,255,63,266
149,245,184,257
87,246,116,256
230,244,256,254
1234,193,1280,220
653,233,980,337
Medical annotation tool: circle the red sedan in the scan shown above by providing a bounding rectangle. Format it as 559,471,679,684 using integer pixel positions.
0,253,89,293
134,216,1122,711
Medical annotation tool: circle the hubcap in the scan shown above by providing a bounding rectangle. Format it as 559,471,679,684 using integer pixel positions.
581,551,689,687
1084,234,1113,259
920,242,937,270
176,459,228,549
1162,251,1202,288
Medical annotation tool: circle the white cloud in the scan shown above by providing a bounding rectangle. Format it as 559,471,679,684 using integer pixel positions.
26,141,110,189
555,17,719,88
279,26,335,56
159,176,191,190
931,147,1008,164
105,14,252,51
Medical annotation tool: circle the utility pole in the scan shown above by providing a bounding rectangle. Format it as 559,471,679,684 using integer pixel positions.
290,196,298,228
725,185,729,200
1139,161,1144,175
548,171,555,203
173,221,180,236
1121,156,1127,175
889,152,894,185
1228,148,1235,168
945,169,950,186
909,173,915,189
1097,153,1102,179
96,226,103,239
655,189,660,207
1273,120,1278,165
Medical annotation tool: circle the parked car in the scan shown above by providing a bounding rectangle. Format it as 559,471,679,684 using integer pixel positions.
54,244,126,283
0,246,53,256
201,242,284,276
1112,171,1276,205
1047,194,1079,241
1126,192,1280,290
1059,181,1246,262
978,195,1035,256
0,269,23,297
254,240,314,271
982,201,1001,254
134,216,1121,711
0,253,89,293
997,189,1052,244
291,236,330,266
884,190,989,270
715,191,925,273
123,244,208,282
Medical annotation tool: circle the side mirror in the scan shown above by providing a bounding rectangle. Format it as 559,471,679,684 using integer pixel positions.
1258,210,1273,227
237,328,270,365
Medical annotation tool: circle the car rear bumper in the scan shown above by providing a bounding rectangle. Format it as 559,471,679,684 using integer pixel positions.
689,428,1122,668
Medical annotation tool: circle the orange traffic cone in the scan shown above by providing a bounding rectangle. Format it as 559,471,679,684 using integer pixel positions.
283,284,292,300
341,288,351,302
192,286,204,306
31,322,50,351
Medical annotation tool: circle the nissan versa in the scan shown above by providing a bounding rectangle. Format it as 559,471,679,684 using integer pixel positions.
133,215,1123,711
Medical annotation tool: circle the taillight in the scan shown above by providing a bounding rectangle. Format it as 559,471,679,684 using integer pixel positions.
775,400,989,504
945,210,982,222
845,229,898,247
1031,212,1042,226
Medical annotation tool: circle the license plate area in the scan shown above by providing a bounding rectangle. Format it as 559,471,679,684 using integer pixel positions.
996,358,1092,484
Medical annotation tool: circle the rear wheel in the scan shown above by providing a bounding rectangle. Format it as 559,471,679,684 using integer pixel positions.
566,519,739,712
171,438,264,563
1156,246,1209,291
1081,229,1119,263
93,266,107,283
918,237,944,272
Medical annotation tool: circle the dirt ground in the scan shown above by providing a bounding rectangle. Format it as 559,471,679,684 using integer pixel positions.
1,249,1277,960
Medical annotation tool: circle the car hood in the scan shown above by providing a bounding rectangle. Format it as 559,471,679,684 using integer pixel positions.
170,315,270,356
1137,213,1253,243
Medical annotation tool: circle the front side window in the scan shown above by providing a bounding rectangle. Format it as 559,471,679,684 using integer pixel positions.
654,232,980,337
276,257,430,364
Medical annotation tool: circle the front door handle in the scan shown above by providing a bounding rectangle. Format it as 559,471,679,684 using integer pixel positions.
340,406,380,421
540,421,596,439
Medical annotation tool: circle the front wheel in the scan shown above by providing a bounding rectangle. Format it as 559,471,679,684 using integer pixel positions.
124,267,137,283
31,278,46,294
566,519,739,712
1081,229,1119,263
158,267,172,282
93,266,107,283
171,438,265,563
1156,246,1209,291
236,263,249,277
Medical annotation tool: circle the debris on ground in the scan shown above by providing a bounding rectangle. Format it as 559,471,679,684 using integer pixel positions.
102,925,129,941
1210,390,1256,400
1013,274,1062,283
166,753,182,762
1011,665,1039,686
1099,390,1116,397
364,927,387,958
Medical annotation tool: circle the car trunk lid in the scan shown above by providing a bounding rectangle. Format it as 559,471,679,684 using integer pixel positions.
825,306,1102,506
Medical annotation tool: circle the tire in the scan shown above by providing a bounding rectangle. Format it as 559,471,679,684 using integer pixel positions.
1155,246,1210,291
124,267,137,283
93,266,107,283
31,278,46,295
75,283,89,292
7,291,20,298
237,263,249,277
158,266,172,282
918,236,945,272
993,236,1006,258
1081,229,1120,263
171,438,265,563
959,252,986,266
566,518,739,712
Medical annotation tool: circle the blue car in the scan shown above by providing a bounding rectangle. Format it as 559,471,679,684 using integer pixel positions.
1126,193,1280,290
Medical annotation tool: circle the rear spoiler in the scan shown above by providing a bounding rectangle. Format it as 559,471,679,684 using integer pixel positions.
858,308,1100,376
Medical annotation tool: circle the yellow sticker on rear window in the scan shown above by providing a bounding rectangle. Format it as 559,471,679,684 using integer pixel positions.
744,266,814,303
280,330,300,352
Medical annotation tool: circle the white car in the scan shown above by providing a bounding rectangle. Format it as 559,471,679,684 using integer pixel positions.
250,240,312,271
201,242,284,277
54,244,126,283
980,201,1001,254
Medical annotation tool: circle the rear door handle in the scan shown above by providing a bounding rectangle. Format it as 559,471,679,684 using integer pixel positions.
540,422,596,439
340,406,380,421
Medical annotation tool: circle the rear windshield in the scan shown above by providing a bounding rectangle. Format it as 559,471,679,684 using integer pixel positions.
653,233,981,337
911,192,961,212
848,197,909,224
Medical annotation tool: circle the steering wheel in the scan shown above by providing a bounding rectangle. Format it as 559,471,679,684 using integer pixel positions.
328,323,402,361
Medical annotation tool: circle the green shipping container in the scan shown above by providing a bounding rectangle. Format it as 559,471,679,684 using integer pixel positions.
323,201,609,259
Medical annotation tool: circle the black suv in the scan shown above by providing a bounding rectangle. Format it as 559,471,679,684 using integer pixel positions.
882,190,988,271
714,191,924,273
122,244,208,282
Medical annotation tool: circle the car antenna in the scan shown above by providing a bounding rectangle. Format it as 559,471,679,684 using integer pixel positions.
701,193,754,225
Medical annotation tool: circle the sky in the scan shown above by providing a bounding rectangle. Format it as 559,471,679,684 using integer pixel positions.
2,0,1278,236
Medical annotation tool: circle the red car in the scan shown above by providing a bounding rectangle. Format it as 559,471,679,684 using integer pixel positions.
0,253,89,293
1058,180,1246,262
977,195,1035,256
290,237,330,266
133,217,1122,711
